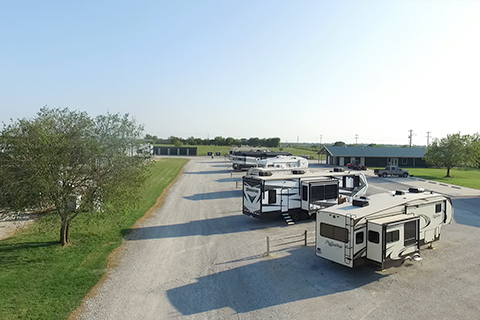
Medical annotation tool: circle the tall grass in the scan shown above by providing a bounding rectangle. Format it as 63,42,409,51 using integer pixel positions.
0,158,188,320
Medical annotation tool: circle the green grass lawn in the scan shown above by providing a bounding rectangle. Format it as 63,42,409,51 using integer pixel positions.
0,158,188,320
408,167,480,190
158,144,324,160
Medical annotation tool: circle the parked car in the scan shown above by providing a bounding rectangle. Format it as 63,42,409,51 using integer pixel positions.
374,166,409,178
346,160,367,170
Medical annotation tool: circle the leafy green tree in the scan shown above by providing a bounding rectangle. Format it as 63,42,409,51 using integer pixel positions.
333,141,346,147
424,133,480,177
0,107,150,246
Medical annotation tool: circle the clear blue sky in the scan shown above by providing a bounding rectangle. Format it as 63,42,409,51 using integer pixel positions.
1,0,479,145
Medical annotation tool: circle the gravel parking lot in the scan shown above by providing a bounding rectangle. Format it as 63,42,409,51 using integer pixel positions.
77,157,480,320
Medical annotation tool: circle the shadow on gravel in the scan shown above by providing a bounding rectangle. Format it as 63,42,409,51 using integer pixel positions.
452,197,480,228
122,215,286,240
184,190,242,201
166,246,385,315
215,177,241,183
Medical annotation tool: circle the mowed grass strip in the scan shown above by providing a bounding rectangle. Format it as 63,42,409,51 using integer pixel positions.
0,158,188,320
408,167,480,189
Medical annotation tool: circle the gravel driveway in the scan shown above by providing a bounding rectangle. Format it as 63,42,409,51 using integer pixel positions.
77,157,480,320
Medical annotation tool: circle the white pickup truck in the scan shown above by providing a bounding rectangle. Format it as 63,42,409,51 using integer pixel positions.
374,166,409,178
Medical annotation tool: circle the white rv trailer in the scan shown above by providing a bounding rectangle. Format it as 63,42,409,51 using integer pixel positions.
315,188,454,269
256,155,309,169
243,168,368,221
231,151,292,171
228,147,270,160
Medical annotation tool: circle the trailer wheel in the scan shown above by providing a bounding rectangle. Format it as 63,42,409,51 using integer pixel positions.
300,211,311,220
291,212,301,221
382,172,388,178
403,172,408,178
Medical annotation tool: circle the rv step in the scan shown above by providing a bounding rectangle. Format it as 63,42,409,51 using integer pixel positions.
282,213,295,225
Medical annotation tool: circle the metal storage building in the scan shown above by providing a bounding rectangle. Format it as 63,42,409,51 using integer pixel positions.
153,146,198,156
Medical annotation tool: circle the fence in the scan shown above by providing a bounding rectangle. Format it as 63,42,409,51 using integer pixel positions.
266,230,313,256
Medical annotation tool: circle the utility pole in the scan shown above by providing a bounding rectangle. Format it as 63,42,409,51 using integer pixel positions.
426,131,431,146
408,129,414,147
320,135,322,146
355,134,359,146
297,135,299,145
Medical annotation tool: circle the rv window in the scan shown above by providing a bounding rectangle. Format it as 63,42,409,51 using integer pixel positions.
368,231,380,244
355,232,364,244
302,185,308,201
311,184,339,201
268,190,276,204
435,203,442,213
386,230,400,243
404,221,417,246
320,223,348,243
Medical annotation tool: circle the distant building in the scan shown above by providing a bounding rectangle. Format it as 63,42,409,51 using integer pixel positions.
153,146,198,156
319,146,426,167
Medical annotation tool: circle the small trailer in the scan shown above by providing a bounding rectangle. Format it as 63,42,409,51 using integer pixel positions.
315,188,454,269
242,168,368,223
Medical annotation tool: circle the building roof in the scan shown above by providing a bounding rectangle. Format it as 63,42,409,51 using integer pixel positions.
320,146,426,158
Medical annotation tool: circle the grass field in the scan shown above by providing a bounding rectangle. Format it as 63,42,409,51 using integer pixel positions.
0,158,188,320
408,167,480,190
158,144,324,160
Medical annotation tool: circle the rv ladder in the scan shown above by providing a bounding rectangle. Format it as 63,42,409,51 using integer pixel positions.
282,212,295,225
344,214,355,265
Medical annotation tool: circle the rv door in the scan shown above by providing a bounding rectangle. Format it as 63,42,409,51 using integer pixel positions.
281,188,289,212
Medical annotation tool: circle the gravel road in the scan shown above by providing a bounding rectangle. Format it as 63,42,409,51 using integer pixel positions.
77,157,480,320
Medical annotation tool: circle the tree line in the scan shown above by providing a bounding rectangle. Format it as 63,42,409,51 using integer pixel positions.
144,134,281,148
425,133,480,177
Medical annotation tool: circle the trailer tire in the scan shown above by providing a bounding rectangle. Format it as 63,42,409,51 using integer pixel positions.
403,172,408,178
300,211,311,220
382,172,388,178
291,212,301,221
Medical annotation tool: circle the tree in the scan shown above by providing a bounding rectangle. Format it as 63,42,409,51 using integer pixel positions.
424,133,480,177
0,107,150,246
333,141,346,147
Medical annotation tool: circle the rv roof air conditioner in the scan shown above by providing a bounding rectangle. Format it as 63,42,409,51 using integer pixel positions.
258,171,273,176
292,169,305,174
395,190,405,195
408,187,425,193
353,198,369,207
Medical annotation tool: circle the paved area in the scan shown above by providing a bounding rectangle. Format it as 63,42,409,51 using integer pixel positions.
75,157,480,319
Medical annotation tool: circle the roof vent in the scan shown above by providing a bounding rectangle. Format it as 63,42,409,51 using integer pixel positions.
333,167,344,172
395,190,405,195
353,198,369,207
258,171,273,176
292,169,305,175
408,187,425,193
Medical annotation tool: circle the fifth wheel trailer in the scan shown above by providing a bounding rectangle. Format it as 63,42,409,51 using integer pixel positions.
230,151,292,171
242,168,368,223
315,188,454,269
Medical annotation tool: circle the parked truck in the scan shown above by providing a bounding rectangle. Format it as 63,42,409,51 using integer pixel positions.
374,166,409,178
